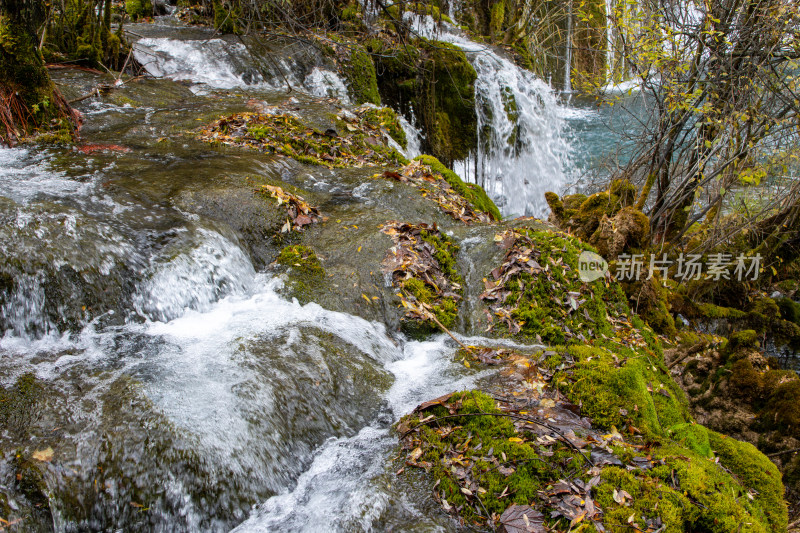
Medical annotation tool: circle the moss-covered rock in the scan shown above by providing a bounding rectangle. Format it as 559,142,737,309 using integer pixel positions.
360,106,406,148
0,14,78,143
126,0,153,21
339,42,380,105
414,155,501,220
276,244,324,276
482,228,629,344
370,37,477,166
0,373,43,438
199,112,407,168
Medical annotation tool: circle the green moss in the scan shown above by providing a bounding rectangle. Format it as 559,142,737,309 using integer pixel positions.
341,43,380,105
708,431,787,531
728,329,760,352
777,297,800,325
544,191,565,220
0,373,43,438
213,0,240,33
0,17,63,136
202,112,407,168
698,302,747,320
420,40,477,164
361,107,406,148
370,38,477,165
494,229,629,343
125,0,152,20
609,179,636,207
415,155,501,220
670,422,712,457
595,466,693,531
555,343,689,437
276,245,324,276
404,230,462,332
399,391,582,523
489,0,505,37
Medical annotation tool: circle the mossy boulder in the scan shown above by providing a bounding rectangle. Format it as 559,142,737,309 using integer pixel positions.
0,14,76,142
361,106,406,149
777,297,800,325
589,206,649,259
419,40,477,164
370,37,478,166
125,0,153,21
483,228,629,344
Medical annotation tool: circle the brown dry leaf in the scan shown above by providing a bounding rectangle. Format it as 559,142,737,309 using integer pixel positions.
499,504,546,533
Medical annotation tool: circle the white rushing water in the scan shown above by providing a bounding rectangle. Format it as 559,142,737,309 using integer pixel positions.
133,37,351,101
412,16,574,217
0,141,484,530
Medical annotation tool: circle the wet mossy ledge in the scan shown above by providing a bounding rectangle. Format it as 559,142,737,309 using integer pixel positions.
396,223,788,531
198,108,408,168
414,155,501,221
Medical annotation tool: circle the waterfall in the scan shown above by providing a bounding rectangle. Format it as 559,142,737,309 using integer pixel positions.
133,36,351,101
413,16,574,217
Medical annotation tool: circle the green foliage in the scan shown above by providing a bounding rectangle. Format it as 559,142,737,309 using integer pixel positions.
414,155,501,220
126,0,153,21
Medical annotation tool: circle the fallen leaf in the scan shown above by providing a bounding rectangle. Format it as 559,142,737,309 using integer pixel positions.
32,447,54,462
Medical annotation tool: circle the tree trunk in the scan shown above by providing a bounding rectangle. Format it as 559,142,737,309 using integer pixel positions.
0,0,80,144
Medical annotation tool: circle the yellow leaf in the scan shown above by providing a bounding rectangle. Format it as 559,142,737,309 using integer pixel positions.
32,447,54,462
362,293,372,304
508,437,524,443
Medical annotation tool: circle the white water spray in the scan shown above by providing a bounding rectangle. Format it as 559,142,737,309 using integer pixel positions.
412,16,574,217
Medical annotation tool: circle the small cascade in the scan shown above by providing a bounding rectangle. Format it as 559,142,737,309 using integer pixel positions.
398,113,423,159
132,227,257,322
413,16,574,217
133,36,351,101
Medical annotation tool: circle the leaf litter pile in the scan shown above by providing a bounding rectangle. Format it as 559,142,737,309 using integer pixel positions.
199,109,406,168
397,347,681,532
381,221,463,331
382,160,495,224
255,183,324,233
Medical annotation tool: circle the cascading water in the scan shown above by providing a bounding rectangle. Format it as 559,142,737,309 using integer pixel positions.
0,29,514,530
411,16,574,217
133,33,351,100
